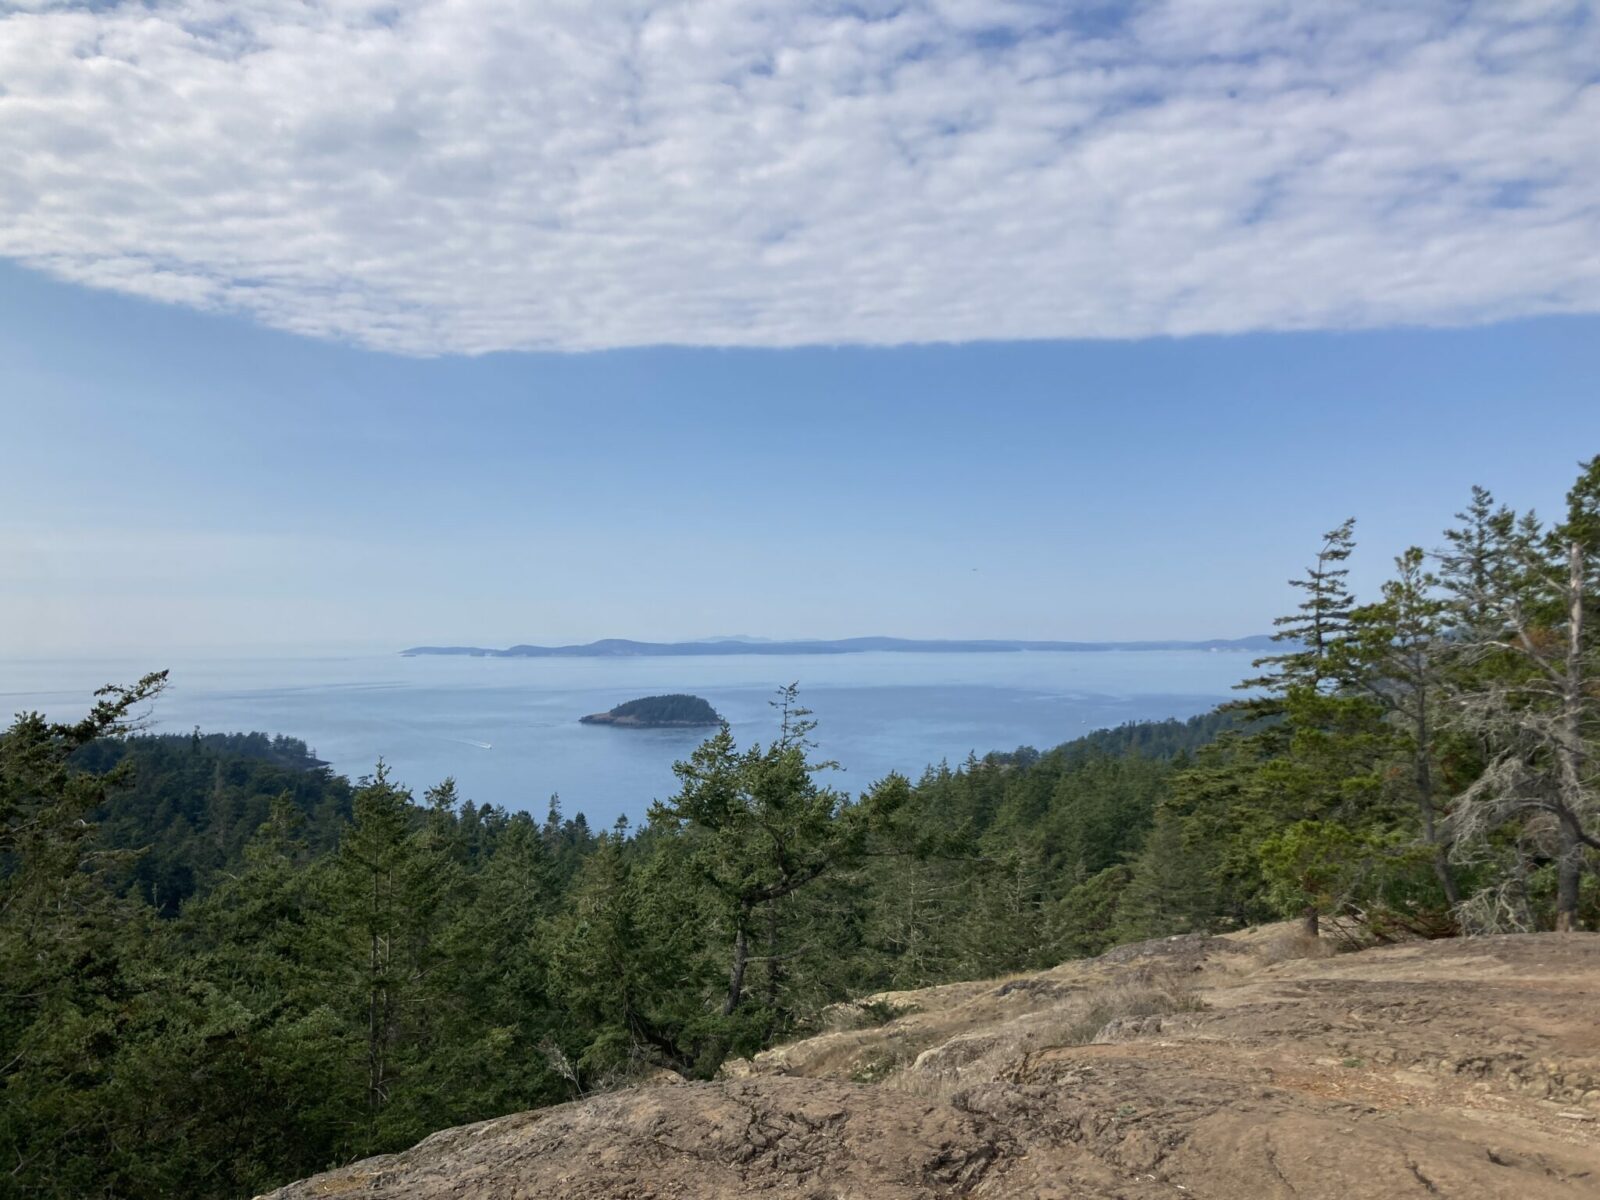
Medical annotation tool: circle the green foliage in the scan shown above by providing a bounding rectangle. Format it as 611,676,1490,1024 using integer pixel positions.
593,694,721,723
1242,517,1358,700
1257,819,1366,917
75,730,353,914
1062,713,1248,761
634,686,905,1074
0,672,170,1197
1047,865,1133,958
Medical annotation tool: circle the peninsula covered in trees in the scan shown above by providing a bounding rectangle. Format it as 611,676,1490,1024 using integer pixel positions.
579,694,722,727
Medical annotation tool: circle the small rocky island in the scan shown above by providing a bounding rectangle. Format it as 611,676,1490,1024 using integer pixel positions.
579,694,723,728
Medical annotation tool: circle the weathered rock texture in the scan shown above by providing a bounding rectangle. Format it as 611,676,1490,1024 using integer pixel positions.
260,930,1600,1199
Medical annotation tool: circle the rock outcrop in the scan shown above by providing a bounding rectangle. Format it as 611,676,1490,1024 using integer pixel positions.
260,929,1600,1199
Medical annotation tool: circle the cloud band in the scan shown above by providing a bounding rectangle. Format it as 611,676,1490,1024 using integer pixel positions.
1,0,1596,354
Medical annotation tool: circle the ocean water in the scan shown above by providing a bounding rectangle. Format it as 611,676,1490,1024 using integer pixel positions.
0,650,1255,826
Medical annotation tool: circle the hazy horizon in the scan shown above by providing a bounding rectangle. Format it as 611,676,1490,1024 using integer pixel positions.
5,290,1595,659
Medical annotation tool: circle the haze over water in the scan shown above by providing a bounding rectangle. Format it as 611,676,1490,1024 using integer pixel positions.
2,649,1254,825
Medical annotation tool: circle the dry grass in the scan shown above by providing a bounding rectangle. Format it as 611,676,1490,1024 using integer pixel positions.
1076,976,1207,1039
1253,929,1337,966
882,974,1205,1097
739,932,1270,1087
823,998,921,1033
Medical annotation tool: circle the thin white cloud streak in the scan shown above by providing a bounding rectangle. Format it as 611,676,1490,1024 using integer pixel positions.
0,0,1596,353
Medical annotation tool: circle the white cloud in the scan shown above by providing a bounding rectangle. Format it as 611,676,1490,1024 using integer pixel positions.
0,0,1595,353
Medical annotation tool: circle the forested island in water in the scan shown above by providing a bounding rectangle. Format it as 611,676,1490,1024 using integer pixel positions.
580,694,722,727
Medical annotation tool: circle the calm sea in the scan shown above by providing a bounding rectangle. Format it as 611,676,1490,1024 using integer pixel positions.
1,650,1254,826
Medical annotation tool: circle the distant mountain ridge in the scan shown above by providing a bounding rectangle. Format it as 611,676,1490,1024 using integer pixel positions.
401,635,1275,658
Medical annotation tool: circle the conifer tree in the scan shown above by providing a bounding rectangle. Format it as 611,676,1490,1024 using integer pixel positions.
0,672,167,1197
1242,518,1359,703
1443,460,1600,930
1218,520,1394,935
1347,547,1460,909
644,686,901,1072
328,763,455,1141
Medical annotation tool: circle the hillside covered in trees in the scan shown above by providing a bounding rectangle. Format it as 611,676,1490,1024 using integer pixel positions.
2,458,1597,1198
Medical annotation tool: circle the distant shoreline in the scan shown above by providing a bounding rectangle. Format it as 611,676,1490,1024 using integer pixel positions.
401,635,1273,659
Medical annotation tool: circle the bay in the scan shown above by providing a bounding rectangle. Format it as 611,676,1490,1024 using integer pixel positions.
0,650,1255,826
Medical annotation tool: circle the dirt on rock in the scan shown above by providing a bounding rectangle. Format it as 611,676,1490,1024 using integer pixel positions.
259,930,1600,1199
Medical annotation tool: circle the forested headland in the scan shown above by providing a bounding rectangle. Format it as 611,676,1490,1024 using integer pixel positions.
3,458,1598,1199
579,693,723,726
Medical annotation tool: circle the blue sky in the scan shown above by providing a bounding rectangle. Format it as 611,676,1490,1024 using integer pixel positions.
1,1,1597,655
4,261,1596,655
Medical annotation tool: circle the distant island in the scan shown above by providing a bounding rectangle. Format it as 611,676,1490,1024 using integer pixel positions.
579,694,723,728
403,635,1274,658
